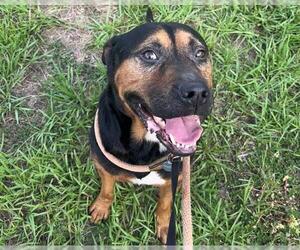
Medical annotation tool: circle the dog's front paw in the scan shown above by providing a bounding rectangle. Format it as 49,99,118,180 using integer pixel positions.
156,212,170,244
157,223,169,244
89,200,111,223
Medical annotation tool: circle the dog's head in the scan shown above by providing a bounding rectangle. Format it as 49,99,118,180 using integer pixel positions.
102,9,213,156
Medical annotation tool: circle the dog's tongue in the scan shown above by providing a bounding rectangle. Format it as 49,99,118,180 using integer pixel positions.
165,115,203,145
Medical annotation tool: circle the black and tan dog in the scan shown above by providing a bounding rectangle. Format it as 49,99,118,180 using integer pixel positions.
89,9,213,244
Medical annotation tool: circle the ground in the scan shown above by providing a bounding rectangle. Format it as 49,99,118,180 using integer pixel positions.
0,5,299,245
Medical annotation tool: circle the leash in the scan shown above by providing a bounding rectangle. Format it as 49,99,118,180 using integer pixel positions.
166,156,180,245
181,157,193,247
167,156,193,248
94,109,193,246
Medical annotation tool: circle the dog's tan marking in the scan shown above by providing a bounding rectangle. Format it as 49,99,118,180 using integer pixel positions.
199,62,213,88
115,59,149,98
131,116,147,141
156,175,182,244
114,58,148,119
137,29,172,50
89,156,116,223
90,154,137,223
175,30,193,49
156,180,172,244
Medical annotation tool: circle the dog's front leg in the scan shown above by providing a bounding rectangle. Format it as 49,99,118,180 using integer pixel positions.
156,181,172,244
90,158,115,223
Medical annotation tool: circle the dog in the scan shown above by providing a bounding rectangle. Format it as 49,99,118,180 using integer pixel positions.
89,9,213,244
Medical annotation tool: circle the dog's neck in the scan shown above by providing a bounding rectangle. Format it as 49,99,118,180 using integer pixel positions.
97,86,168,165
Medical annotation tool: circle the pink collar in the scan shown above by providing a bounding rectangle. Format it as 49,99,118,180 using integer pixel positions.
94,109,170,172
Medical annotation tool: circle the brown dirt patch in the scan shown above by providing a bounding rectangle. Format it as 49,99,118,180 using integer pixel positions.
13,64,49,110
2,6,114,152
2,63,49,152
42,6,92,63
44,27,92,63
0,210,12,228
41,6,116,63
230,33,257,62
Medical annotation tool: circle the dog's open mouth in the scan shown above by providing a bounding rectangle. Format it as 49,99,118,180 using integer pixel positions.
135,104,203,156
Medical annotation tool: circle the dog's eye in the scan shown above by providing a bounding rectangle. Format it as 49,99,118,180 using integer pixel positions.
195,48,206,59
142,50,158,61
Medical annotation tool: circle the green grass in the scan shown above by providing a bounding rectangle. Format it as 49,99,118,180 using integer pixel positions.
0,5,299,245
0,6,58,120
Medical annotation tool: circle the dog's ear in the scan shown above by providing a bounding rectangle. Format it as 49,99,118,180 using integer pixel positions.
99,91,129,156
146,7,154,23
102,36,119,66
102,39,113,65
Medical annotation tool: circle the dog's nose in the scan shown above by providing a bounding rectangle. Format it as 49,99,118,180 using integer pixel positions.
179,83,210,105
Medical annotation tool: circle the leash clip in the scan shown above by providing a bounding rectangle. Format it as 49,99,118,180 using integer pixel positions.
169,155,181,163
148,154,171,171
148,155,182,172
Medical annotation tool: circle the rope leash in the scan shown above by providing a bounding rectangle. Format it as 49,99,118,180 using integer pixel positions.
182,157,193,247
166,156,193,248
94,109,193,246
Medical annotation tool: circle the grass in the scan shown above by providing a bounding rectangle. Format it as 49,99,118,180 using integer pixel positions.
0,4,299,245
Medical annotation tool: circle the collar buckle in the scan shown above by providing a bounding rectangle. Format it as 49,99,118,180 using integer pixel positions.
148,155,182,172
170,155,181,162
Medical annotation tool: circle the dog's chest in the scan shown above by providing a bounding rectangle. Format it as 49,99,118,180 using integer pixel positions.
128,132,168,185
130,171,166,185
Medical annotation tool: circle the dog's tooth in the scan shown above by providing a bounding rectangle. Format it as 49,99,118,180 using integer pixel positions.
169,134,176,144
153,116,165,127
160,119,165,127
